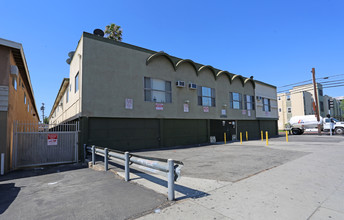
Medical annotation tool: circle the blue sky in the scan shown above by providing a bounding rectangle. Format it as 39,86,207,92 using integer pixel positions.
1,0,343,119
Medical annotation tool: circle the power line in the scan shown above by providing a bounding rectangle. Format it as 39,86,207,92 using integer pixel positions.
277,77,344,93
278,73,344,89
277,84,344,97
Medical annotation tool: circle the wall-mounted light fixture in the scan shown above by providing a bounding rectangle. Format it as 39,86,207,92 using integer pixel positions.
185,100,190,103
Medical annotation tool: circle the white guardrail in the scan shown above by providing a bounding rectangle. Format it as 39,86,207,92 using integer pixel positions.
84,145,183,201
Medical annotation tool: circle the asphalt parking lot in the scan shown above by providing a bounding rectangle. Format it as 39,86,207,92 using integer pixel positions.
0,164,168,220
134,141,308,182
1,134,343,220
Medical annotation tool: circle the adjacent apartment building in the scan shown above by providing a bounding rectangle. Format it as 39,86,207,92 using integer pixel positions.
278,83,342,129
0,38,39,173
49,32,278,152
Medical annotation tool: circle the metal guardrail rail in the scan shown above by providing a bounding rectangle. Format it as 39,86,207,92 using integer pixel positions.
84,145,183,201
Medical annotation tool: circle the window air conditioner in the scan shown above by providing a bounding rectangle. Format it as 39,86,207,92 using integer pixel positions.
176,81,185,87
189,83,197,90
256,96,262,101
10,65,19,77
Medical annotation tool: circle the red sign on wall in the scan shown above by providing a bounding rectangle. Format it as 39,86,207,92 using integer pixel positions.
47,134,58,146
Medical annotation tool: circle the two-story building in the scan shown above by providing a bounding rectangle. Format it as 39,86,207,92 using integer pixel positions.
0,38,39,173
49,32,278,151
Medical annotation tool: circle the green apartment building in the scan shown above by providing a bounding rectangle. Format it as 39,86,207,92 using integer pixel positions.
49,32,278,151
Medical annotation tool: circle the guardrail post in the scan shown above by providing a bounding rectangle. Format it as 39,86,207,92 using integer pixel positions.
83,144,86,160
92,145,95,165
1,153,4,175
125,152,130,181
104,148,108,171
168,159,175,201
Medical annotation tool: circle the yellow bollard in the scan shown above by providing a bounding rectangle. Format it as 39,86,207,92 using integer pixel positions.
285,130,288,142
224,132,227,144
240,132,242,144
246,131,248,141
261,130,263,141
266,131,269,146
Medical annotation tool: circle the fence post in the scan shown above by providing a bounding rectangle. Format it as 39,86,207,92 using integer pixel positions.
104,148,108,171
83,144,86,160
125,152,130,181
168,159,175,201
92,145,95,165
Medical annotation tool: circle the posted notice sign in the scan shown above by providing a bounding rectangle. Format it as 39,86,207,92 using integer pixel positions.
47,134,58,146
155,103,164,111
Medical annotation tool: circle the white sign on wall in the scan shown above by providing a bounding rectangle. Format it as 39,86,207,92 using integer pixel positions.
183,104,189,112
221,109,226,115
203,106,209,112
125,98,133,109
47,134,58,146
156,103,164,110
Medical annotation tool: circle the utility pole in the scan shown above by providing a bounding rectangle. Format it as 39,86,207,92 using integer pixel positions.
312,68,321,135
40,103,45,123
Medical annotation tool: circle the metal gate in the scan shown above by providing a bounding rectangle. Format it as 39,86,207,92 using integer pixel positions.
12,121,79,169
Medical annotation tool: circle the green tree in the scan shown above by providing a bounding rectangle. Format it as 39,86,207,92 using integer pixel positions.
104,23,123,41
43,117,49,124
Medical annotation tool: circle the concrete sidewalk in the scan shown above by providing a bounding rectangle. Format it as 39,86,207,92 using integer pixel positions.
132,136,344,220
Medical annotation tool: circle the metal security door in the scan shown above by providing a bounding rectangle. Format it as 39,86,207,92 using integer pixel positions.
12,121,79,169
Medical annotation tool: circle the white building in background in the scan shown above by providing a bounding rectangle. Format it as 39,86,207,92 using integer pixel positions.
277,83,343,129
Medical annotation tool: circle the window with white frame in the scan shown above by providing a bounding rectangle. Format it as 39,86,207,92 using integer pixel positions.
244,95,255,110
229,92,242,109
262,98,271,112
197,86,215,107
144,77,172,103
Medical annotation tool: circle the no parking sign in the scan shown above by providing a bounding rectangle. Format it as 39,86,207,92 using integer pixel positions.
47,134,58,146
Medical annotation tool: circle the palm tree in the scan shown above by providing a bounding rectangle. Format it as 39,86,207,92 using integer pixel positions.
104,23,123,41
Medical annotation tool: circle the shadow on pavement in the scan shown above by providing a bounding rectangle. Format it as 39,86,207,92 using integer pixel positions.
0,163,87,182
0,183,20,214
106,160,210,201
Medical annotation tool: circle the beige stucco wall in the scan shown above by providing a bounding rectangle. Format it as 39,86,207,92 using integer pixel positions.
290,92,304,116
81,35,256,120
255,82,278,119
277,93,288,129
50,38,83,124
